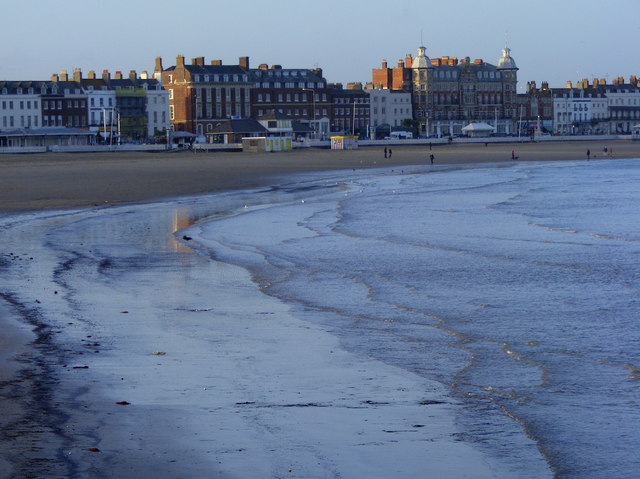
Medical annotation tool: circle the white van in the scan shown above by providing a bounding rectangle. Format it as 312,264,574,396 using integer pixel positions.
389,131,413,140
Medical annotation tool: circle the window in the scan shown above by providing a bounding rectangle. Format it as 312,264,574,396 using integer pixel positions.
170,105,175,120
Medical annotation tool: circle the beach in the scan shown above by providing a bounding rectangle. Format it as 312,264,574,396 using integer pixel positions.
2,140,637,212
1,140,639,478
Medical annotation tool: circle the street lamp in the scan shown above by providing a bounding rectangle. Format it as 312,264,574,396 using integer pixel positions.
303,88,315,139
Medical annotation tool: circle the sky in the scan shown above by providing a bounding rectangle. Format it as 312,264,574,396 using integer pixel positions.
2,0,639,92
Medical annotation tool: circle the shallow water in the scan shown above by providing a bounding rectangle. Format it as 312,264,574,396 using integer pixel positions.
1,158,638,478
188,159,640,478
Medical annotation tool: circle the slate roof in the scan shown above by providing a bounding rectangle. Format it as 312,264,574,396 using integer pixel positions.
211,119,267,134
164,64,248,76
0,127,95,136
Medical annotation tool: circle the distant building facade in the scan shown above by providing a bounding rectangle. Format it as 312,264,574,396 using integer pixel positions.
366,86,412,137
372,45,519,137
550,77,640,135
157,55,252,138
516,81,554,136
250,63,329,136
0,82,42,129
328,83,370,137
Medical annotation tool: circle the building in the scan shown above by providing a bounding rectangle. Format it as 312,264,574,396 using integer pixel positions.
0,81,43,130
366,86,412,138
157,55,253,138
372,44,519,137
516,81,554,136
371,58,412,91
250,63,329,136
552,84,600,135
209,118,267,144
328,83,370,137
602,77,640,134
551,77,640,135
79,68,169,142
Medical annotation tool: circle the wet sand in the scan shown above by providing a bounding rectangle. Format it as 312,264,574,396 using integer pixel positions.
1,140,637,212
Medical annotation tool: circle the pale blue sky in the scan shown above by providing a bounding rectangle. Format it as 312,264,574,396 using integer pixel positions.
3,0,638,91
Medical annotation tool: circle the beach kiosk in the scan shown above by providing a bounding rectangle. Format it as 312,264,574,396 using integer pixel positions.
242,136,292,152
330,136,358,150
461,122,495,138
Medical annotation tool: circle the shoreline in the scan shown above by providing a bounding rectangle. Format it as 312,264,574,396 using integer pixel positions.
1,139,638,213
1,192,517,478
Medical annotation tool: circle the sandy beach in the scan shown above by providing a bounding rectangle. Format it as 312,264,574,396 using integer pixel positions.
2,140,638,212
1,139,638,478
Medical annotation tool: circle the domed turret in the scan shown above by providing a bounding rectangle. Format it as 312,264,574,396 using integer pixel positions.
411,46,432,69
497,47,517,70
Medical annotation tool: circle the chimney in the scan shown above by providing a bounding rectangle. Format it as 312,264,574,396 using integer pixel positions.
259,63,268,70
129,70,137,80
191,57,204,66
381,60,388,69
405,54,413,68
239,56,250,70
211,59,222,66
73,68,82,82
155,56,163,74
60,70,68,81
51,73,59,82
115,71,123,80
88,70,96,80
102,69,111,81
566,81,573,88
397,60,404,68
176,54,185,68
140,71,149,79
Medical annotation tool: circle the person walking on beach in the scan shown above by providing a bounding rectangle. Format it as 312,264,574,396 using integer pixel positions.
384,147,388,159
511,150,515,160
587,149,591,160
388,148,392,158
430,154,434,165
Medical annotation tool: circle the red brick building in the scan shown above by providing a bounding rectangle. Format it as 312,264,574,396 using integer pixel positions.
157,55,253,137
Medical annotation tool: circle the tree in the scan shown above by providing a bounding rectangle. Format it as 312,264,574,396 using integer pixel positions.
401,118,420,136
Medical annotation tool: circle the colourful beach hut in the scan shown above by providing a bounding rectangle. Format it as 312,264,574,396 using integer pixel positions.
330,136,358,150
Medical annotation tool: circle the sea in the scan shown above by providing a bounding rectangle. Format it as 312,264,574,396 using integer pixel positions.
185,158,639,478
1,157,638,478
